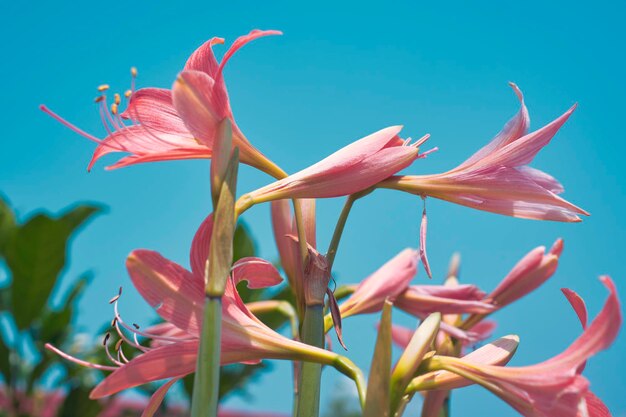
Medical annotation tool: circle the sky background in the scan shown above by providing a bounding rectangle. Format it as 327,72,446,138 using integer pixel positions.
1,0,625,415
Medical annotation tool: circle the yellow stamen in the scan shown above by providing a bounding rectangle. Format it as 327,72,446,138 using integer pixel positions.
130,67,137,77
98,84,110,92
114,93,121,105
124,90,132,98
111,103,118,115
94,96,105,103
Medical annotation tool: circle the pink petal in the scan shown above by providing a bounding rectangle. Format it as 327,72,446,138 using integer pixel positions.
250,126,418,200
127,250,204,335
190,213,214,280
105,147,212,170
517,166,565,194
271,200,300,284
141,378,181,417
172,70,228,147
477,104,577,170
562,288,588,329
339,248,418,318
390,324,415,349
395,286,495,315
488,244,559,307
232,257,283,288
582,391,611,417
184,37,225,76
121,88,190,136
419,203,433,279
90,340,199,398
410,284,487,300
459,82,530,168
217,30,283,76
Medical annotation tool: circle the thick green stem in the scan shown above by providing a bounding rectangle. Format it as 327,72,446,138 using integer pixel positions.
292,199,310,266
296,304,325,417
190,296,222,417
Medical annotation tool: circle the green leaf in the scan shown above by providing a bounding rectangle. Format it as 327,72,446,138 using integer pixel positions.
57,385,103,417
0,196,17,254
4,204,101,329
363,300,392,417
0,331,12,383
233,220,256,262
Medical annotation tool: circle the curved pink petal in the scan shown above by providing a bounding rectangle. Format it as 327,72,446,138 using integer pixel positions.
582,391,611,417
518,166,565,194
562,288,589,329
121,88,190,136
190,213,214,280
460,82,530,169
411,284,487,300
127,250,204,335
172,70,228,147
250,126,422,200
184,37,225,76
141,378,181,417
218,30,283,76
395,286,495,315
106,147,212,170
232,257,283,288
339,248,418,318
90,340,199,398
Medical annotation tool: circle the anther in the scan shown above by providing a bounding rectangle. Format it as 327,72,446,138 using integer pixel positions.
115,339,124,351
94,96,105,103
98,84,110,92
130,67,138,77
111,103,118,115
108,287,123,304
103,332,111,346
124,90,132,98
114,93,121,105
111,317,118,327
133,323,140,329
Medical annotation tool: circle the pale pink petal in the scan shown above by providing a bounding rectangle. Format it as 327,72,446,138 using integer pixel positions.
419,203,433,279
90,340,199,398
476,104,577,170
127,250,204,335
339,248,418,318
121,88,190,136
582,391,611,417
395,286,494,315
106,147,212,170
250,126,420,200
562,288,589,329
390,324,415,349
411,284,486,300
460,82,530,168
190,213,214,279
184,37,225,76
217,30,283,76
141,378,181,417
232,257,283,288
517,166,565,194
271,200,300,284
172,70,227,147
488,244,558,307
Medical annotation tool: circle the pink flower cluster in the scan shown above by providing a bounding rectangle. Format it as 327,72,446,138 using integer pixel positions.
41,30,619,417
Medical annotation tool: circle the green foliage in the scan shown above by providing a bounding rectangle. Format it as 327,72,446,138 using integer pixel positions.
0,197,105,417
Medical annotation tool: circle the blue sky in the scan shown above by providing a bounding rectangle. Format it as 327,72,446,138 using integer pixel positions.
1,0,625,415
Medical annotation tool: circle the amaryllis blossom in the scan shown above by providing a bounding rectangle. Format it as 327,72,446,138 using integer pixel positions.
394,283,494,316
240,127,432,206
488,238,562,308
414,276,621,417
46,214,354,412
462,239,563,329
40,30,285,178
332,248,419,322
379,84,588,222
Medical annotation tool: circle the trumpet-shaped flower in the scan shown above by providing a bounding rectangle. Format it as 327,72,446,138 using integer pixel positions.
242,127,431,204
41,30,285,178
380,84,588,222
46,214,352,410
414,276,621,417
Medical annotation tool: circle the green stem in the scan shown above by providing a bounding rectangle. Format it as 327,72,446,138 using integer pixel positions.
292,199,310,266
190,296,222,417
296,304,325,417
325,196,356,270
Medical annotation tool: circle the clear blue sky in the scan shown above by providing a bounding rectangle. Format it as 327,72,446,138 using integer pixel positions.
1,0,625,415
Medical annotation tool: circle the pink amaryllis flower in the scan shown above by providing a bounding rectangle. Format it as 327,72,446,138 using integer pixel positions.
46,214,355,413
40,30,285,178
462,239,563,329
379,84,588,222
414,276,621,417
240,127,432,206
